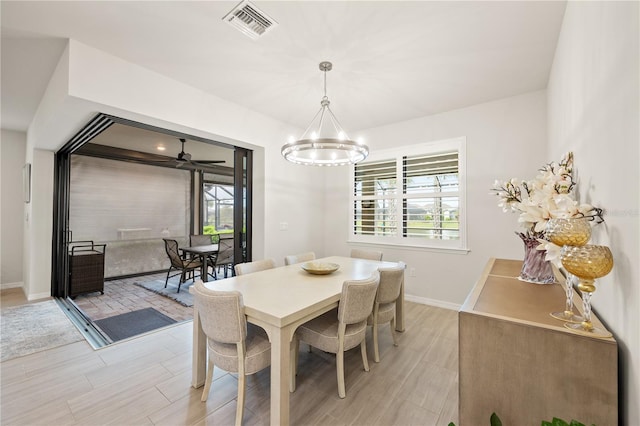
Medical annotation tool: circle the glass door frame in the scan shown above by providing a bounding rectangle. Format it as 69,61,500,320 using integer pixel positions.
52,113,252,296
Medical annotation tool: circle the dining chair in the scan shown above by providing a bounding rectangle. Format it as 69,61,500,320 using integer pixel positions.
190,234,212,246
291,271,380,398
350,248,383,261
215,235,235,278
190,234,217,280
193,281,271,426
368,261,405,362
162,238,202,293
234,258,276,276
284,251,316,265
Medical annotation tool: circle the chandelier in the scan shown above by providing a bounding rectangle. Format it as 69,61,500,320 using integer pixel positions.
281,61,369,166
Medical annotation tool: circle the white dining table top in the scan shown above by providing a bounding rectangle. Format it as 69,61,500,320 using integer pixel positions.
201,256,398,328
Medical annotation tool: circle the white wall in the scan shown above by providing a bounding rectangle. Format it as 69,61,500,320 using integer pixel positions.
324,90,549,306
0,129,26,289
23,40,326,299
547,2,639,424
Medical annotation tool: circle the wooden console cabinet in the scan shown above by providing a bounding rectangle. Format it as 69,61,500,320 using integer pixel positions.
459,258,617,426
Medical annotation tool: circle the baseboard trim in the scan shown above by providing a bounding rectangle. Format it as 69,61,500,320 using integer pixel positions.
0,281,23,290
27,291,51,301
405,294,461,311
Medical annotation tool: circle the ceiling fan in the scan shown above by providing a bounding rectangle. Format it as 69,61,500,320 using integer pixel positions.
168,138,225,168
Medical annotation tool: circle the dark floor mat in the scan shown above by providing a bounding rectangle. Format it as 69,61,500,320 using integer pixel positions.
94,307,176,342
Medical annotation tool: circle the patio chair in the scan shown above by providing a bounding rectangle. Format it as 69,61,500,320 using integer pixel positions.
162,238,202,293
215,235,234,278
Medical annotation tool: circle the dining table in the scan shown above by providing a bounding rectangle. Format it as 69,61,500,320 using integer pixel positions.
190,255,405,426
180,244,219,282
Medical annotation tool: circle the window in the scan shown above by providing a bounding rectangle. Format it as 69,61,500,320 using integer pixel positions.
350,137,466,250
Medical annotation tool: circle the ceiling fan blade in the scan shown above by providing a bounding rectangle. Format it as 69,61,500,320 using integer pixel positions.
191,160,226,165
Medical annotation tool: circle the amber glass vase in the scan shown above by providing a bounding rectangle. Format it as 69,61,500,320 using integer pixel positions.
560,244,614,338
545,217,592,323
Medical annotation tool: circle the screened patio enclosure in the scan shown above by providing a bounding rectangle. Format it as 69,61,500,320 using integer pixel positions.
202,181,235,235
52,115,253,298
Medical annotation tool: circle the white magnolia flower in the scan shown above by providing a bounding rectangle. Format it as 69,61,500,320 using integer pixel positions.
491,152,603,238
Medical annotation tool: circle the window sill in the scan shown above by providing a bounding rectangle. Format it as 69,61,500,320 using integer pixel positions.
348,240,470,255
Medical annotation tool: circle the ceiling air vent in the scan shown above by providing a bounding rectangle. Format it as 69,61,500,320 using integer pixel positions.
222,0,278,40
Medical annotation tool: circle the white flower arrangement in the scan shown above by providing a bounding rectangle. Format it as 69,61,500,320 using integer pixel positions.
491,152,603,266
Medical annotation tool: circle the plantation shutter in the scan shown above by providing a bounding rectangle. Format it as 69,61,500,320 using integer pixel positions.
353,159,397,236
402,151,460,240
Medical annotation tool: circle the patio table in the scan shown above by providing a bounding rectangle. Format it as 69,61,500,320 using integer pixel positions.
180,244,218,282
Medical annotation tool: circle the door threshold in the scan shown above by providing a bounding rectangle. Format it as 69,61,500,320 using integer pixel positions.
55,298,110,349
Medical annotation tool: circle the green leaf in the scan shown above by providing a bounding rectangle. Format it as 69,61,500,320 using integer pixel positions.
551,418,570,426
490,412,503,426
541,422,553,426
569,421,586,426
447,423,456,426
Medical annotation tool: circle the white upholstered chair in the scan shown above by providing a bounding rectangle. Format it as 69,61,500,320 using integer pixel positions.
291,272,380,398
350,248,383,261
234,258,276,276
284,251,316,265
368,262,405,362
193,281,271,426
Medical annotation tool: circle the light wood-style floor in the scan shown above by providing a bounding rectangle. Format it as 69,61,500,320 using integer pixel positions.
1,291,459,426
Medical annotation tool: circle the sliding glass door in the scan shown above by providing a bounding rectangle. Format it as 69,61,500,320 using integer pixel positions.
52,113,253,297
199,147,252,265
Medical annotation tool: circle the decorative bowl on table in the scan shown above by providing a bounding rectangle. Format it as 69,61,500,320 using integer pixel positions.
301,262,340,275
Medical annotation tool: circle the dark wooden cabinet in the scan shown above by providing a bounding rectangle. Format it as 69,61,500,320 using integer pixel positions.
69,242,106,297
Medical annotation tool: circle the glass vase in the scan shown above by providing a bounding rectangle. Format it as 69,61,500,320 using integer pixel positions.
545,217,592,322
560,244,614,338
517,233,555,284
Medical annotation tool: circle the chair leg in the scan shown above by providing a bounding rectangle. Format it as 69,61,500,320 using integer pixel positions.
178,271,186,293
201,357,215,402
236,373,246,426
337,347,346,399
390,316,398,346
360,339,370,372
373,318,380,363
235,342,247,426
165,268,172,288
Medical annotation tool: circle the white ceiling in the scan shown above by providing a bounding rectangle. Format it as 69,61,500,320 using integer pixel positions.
1,0,567,135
